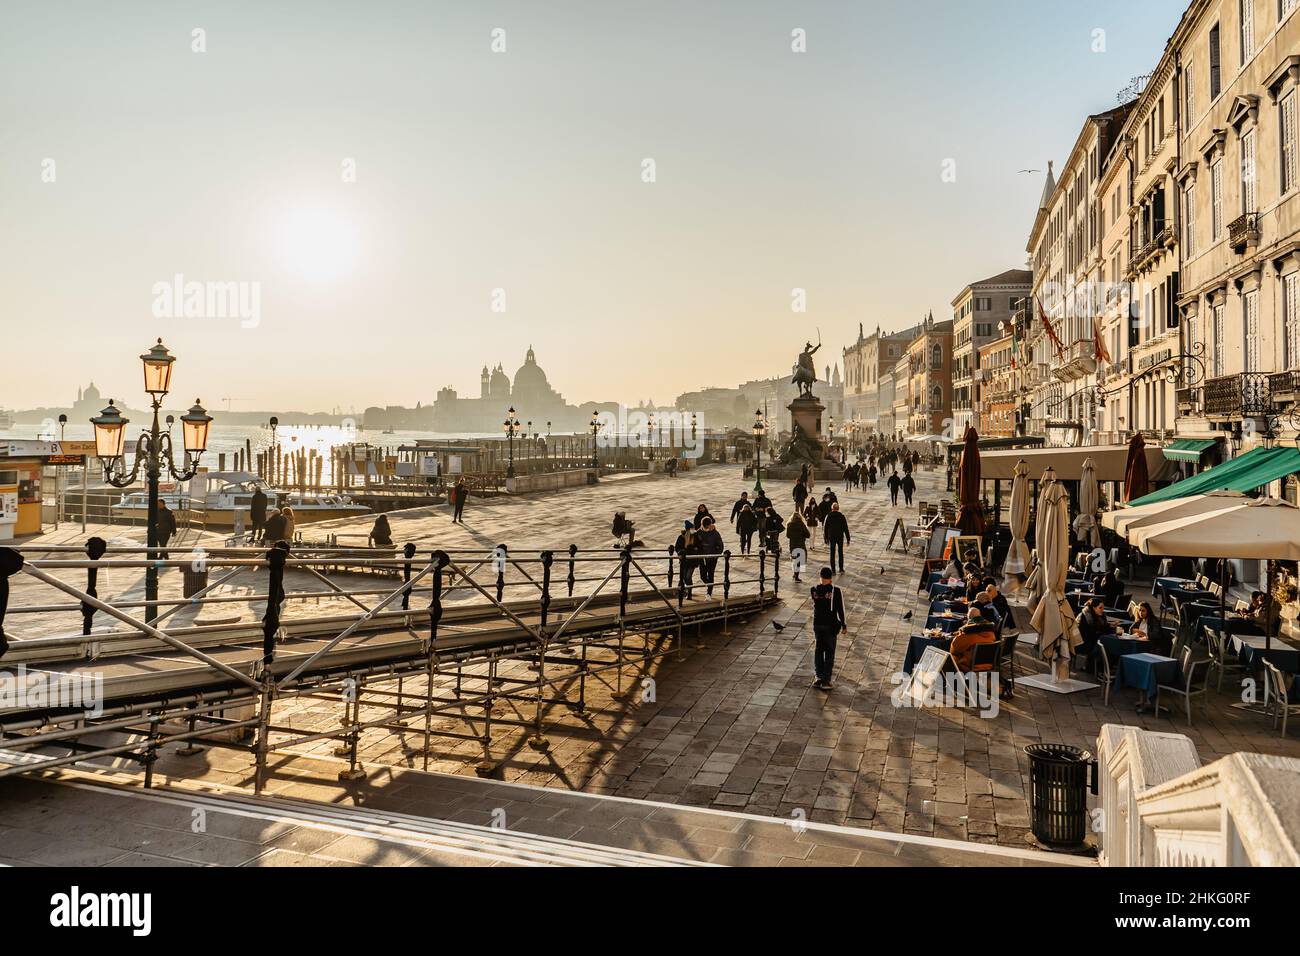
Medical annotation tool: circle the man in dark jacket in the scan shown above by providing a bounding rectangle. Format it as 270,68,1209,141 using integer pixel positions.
736,504,759,554
752,489,772,512
156,500,178,560
250,487,268,541
452,478,468,523
1075,596,1114,657
763,507,785,554
695,517,724,596
263,509,287,544
730,492,750,524
901,472,916,506
792,480,808,512
887,470,902,505
810,567,847,690
823,501,851,573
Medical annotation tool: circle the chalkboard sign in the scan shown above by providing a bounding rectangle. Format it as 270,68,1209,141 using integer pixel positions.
900,645,954,707
887,517,907,552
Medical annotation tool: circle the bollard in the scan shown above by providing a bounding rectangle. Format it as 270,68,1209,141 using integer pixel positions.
82,537,108,636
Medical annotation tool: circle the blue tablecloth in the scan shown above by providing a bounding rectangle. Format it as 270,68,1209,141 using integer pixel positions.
1154,576,1196,598
903,634,952,674
1099,633,1147,662
929,582,965,600
925,615,964,634
1200,616,1263,640
930,599,966,614
1118,652,1180,697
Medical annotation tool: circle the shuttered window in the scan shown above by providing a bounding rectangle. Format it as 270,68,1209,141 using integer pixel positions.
1213,304,1225,376
1209,24,1221,100
1286,272,1300,370
1241,0,1254,63
1211,161,1224,238
1184,182,1197,255
1242,128,1257,213
1283,91,1298,194
1244,291,1260,372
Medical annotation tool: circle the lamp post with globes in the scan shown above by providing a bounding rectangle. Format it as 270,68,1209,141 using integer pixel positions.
90,339,212,624
647,414,656,462
590,410,601,470
503,407,520,479
752,409,766,494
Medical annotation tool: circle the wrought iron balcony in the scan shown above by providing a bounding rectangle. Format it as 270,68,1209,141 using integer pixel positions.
1228,212,1259,252
1270,369,1300,402
1129,222,1177,275
1176,386,1202,414
1203,372,1272,419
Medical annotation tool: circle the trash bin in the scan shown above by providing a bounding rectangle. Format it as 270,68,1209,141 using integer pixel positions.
182,566,208,598
1025,743,1094,849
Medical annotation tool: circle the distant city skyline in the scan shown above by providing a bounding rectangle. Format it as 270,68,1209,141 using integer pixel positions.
1,0,1187,410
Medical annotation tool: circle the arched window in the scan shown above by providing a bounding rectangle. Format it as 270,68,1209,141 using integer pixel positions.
931,384,942,409
931,343,942,369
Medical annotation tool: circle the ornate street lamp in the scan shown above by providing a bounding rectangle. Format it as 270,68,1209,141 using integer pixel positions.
590,410,601,470
503,406,519,478
647,414,656,461
91,340,210,624
752,408,766,493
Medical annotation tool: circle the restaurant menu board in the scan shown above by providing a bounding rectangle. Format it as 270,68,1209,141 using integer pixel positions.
901,646,953,707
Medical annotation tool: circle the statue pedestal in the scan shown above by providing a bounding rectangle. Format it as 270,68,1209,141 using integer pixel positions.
788,395,826,458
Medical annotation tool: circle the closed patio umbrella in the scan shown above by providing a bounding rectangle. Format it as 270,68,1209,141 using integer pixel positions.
1123,432,1150,503
1077,456,1101,550
1030,469,1082,679
956,425,985,534
1002,459,1030,595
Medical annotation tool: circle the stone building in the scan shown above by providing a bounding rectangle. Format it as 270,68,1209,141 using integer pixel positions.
841,322,922,431
950,269,1032,437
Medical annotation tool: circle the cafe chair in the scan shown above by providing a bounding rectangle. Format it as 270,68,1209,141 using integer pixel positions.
1204,630,1246,694
966,642,1003,708
999,629,1019,696
1155,647,1210,728
1093,642,1116,706
1262,659,1300,738
1234,598,1251,614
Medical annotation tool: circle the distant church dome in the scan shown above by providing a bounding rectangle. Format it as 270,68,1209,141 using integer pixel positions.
83,382,101,403
512,346,551,399
489,363,511,398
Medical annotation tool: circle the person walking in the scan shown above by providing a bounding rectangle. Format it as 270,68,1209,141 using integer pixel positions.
692,503,713,530
250,486,268,542
736,503,759,555
867,462,878,488
696,516,724,596
730,491,750,525
452,477,468,523
887,470,902,506
802,496,819,542
792,479,808,513
810,567,847,690
901,471,916,506
786,510,811,581
762,507,785,555
823,501,851,573
674,520,698,598
156,499,178,561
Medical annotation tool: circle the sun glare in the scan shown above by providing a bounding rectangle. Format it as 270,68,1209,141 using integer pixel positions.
272,205,360,282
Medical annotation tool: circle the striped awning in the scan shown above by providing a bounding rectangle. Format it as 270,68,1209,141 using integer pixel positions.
1162,438,1219,463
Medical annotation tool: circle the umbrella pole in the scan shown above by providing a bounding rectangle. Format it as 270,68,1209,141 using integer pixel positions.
1266,562,1273,653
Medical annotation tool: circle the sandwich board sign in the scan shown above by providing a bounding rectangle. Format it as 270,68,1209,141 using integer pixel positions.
900,646,954,708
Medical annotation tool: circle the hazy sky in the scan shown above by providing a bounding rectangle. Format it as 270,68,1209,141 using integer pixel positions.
1,0,1188,414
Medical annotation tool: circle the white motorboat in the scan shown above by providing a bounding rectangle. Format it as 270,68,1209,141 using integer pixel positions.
110,471,371,529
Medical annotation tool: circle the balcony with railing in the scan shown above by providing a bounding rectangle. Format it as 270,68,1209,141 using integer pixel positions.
1176,385,1202,415
1269,369,1300,402
1053,339,1098,383
1128,221,1177,276
1203,372,1272,419
1228,212,1260,253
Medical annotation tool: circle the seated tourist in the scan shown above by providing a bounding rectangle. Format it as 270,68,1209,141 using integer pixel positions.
950,607,999,672
1237,591,1274,627
1074,596,1114,655
980,579,1012,625
1093,570,1124,607
941,556,963,582
962,549,983,579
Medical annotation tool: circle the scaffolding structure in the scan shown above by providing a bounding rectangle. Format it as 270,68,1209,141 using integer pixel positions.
0,542,780,789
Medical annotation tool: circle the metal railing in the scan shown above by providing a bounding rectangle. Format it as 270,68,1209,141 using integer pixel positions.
0,540,780,787
1228,212,1259,251
1204,372,1273,418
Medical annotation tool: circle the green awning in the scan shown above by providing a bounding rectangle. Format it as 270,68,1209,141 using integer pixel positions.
1128,446,1300,507
1162,438,1219,463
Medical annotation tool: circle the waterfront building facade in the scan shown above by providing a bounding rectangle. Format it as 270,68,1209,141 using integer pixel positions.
951,270,1032,437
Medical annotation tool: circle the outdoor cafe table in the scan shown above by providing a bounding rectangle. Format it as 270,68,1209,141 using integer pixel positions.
1154,576,1197,598
1200,616,1263,640
1228,633,1300,703
1099,633,1148,661
1118,652,1180,711
903,633,952,674
929,582,965,600
925,614,964,634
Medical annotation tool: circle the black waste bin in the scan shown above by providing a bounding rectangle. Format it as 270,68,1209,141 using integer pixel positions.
182,566,209,599
1025,743,1094,849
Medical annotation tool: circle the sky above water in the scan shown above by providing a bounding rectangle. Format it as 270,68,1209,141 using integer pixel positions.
1,0,1188,413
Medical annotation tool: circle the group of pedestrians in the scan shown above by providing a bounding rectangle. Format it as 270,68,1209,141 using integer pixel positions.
244,487,297,546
